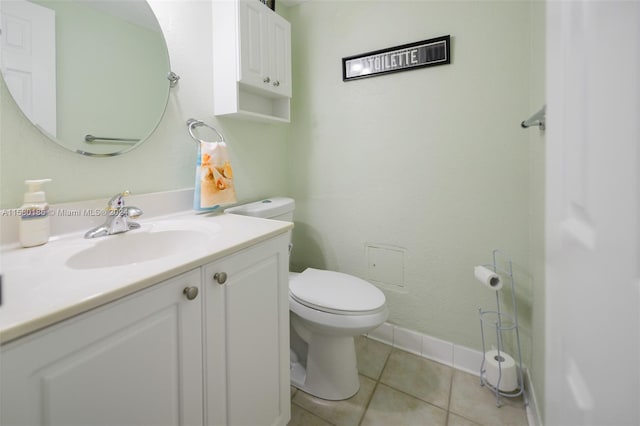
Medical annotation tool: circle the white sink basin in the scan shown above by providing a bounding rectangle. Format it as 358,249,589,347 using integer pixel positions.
65,220,220,269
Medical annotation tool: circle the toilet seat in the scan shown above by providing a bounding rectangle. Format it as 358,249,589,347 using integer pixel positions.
290,268,385,315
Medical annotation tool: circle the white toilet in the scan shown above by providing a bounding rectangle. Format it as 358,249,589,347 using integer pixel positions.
225,198,388,400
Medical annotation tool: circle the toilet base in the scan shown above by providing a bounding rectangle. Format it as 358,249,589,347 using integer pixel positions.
288,288,388,401
290,332,360,400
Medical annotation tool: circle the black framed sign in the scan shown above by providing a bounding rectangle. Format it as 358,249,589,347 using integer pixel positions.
260,0,275,11
342,35,450,81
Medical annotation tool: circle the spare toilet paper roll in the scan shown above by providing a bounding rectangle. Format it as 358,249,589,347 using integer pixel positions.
474,265,503,290
484,350,518,392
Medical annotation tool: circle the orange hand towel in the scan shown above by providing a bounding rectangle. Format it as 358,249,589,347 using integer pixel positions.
194,141,237,211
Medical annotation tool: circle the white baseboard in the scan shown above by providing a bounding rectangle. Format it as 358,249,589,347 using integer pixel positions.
524,368,543,426
366,322,482,376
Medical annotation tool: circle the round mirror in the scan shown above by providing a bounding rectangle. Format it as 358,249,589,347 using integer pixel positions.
0,0,171,157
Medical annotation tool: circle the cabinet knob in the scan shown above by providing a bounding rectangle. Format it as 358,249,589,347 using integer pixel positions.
213,272,228,285
273,80,280,87
183,286,199,300
263,76,271,83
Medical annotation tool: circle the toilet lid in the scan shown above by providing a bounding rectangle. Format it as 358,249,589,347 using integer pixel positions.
289,268,385,313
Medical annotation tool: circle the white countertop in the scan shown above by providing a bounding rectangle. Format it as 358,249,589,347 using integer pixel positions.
0,211,292,344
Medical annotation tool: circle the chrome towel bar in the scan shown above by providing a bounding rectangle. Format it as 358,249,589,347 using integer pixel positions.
84,134,139,144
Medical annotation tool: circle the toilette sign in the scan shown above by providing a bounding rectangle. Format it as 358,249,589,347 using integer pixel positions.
342,35,450,81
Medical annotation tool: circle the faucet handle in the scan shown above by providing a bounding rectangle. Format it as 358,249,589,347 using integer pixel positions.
107,190,131,209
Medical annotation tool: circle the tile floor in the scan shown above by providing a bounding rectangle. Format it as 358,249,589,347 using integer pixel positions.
288,336,528,426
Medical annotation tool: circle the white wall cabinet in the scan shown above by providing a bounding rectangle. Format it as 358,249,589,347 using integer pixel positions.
213,0,291,122
0,234,291,426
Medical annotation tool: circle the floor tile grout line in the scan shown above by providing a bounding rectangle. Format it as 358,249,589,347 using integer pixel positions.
367,340,458,421
445,369,455,426
377,347,454,413
376,380,451,416
357,344,392,426
448,407,488,426
357,379,379,426
290,400,338,426
446,371,526,426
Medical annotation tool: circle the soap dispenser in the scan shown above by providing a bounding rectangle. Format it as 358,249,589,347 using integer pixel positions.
19,178,52,248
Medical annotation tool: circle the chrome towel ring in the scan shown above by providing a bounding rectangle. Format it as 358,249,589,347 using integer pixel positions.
186,118,226,144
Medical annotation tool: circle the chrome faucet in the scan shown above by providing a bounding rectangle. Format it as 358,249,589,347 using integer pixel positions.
84,191,143,239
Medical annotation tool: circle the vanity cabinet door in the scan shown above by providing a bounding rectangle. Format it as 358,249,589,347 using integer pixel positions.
203,233,291,426
0,270,203,426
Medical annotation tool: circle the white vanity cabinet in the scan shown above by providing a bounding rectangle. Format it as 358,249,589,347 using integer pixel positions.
0,269,204,426
203,233,291,426
213,0,292,122
0,232,291,426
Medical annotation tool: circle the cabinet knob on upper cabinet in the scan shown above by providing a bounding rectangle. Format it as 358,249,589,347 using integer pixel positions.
183,286,199,300
263,76,271,83
213,272,228,285
273,80,280,87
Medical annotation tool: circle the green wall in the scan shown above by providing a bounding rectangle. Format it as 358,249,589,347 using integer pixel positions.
285,0,545,415
0,0,289,208
0,0,546,418
527,0,546,419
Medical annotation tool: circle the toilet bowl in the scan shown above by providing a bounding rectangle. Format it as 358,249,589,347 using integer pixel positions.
225,198,388,400
289,268,388,399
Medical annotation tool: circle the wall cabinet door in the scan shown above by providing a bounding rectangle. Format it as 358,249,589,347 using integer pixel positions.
238,0,269,90
0,270,203,426
203,234,291,426
238,0,291,97
268,12,292,97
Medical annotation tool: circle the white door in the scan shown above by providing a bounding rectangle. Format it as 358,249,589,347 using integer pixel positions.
0,0,56,137
545,1,639,425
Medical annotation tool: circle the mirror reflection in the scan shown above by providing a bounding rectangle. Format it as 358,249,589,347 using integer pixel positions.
0,0,171,156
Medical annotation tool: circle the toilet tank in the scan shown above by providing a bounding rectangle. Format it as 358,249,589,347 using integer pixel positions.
225,197,295,221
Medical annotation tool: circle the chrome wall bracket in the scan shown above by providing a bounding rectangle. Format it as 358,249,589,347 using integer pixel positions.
521,105,546,131
167,71,181,87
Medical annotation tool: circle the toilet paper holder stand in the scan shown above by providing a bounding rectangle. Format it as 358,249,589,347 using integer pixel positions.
478,250,527,407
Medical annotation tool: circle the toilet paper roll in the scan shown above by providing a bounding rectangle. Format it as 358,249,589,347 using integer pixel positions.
484,350,518,392
474,266,503,291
